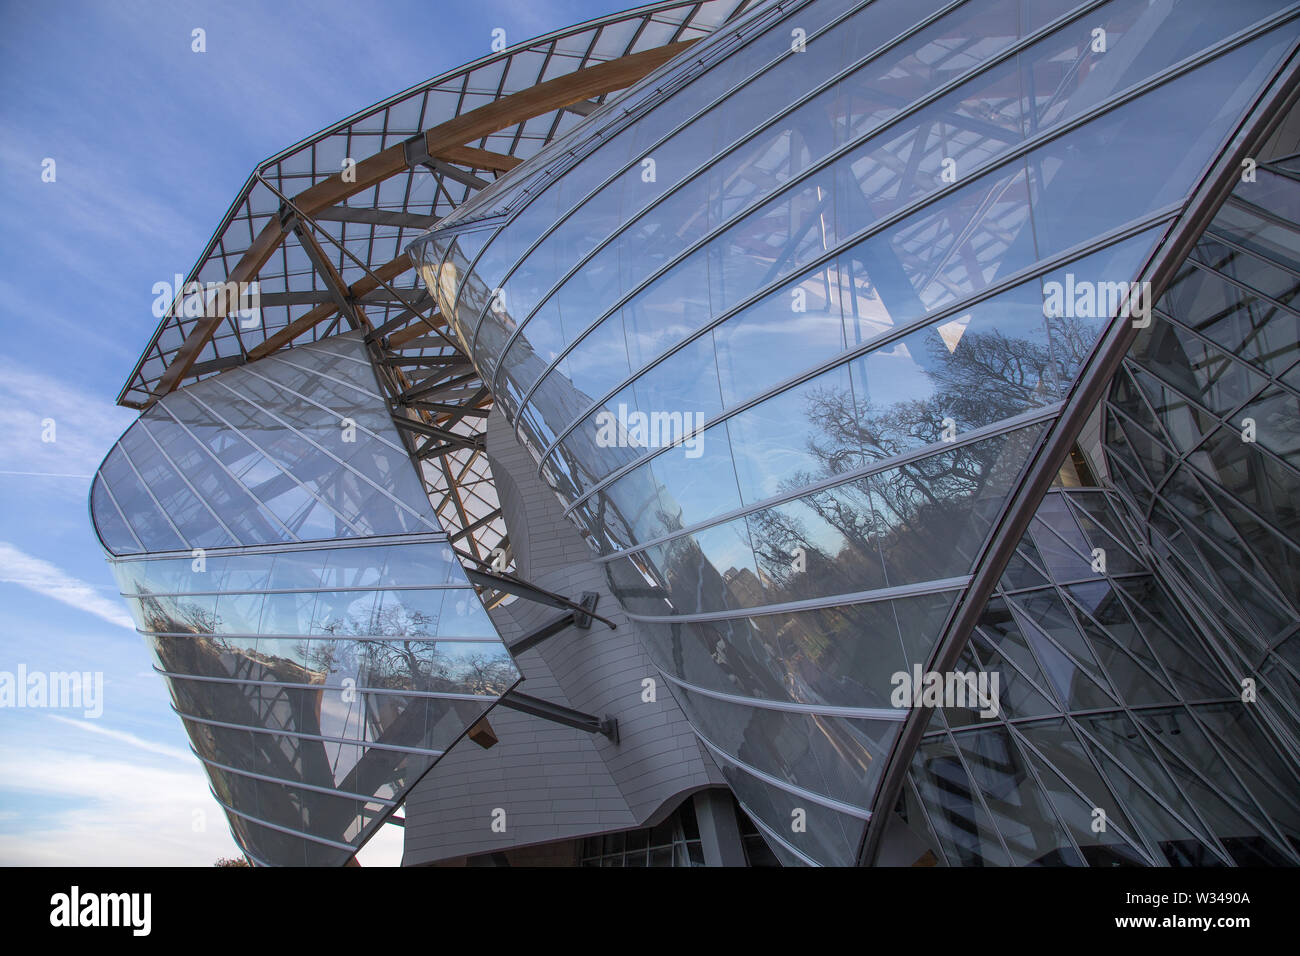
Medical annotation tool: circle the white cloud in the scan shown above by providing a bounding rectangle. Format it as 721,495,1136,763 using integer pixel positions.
0,744,237,866
0,136,202,269
0,716,400,866
0,357,135,499
47,714,192,763
355,819,402,867
0,542,134,630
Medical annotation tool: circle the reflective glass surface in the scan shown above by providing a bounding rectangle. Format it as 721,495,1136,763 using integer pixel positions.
1104,161,1300,730
92,332,440,556
109,536,518,867
406,0,1300,865
888,491,1300,867
93,333,518,866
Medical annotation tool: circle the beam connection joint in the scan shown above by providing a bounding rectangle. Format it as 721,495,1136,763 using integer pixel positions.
500,591,612,659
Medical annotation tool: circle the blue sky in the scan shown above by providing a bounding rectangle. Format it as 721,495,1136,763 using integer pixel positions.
0,0,635,866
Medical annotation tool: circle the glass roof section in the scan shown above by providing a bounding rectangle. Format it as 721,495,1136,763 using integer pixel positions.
112,0,758,567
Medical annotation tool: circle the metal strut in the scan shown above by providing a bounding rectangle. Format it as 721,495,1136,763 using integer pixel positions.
458,559,619,743
498,691,619,743
461,564,617,631
505,591,605,658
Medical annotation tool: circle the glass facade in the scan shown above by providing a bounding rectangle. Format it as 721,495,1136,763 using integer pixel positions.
98,0,1300,867
1103,160,1300,744
872,127,1300,867
882,489,1300,866
579,798,706,866
92,332,519,865
574,794,780,866
91,332,442,553
410,0,1300,864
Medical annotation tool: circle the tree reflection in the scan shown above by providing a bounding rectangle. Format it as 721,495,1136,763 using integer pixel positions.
129,583,514,858
733,323,1073,612
310,600,515,697
610,321,1065,715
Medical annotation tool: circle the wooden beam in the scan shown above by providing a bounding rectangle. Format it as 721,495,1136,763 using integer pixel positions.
387,314,448,349
152,222,285,397
292,223,364,331
433,145,522,172
246,253,412,361
148,39,697,401
315,206,440,229
417,43,694,161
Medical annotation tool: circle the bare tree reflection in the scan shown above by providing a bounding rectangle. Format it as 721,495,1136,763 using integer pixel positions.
129,585,511,858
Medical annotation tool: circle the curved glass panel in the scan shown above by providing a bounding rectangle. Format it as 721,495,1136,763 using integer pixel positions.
407,0,1300,865
91,332,440,557
93,332,519,866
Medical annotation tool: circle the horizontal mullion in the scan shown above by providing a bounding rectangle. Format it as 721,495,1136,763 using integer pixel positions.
621,575,971,622
175,707,451,758
157,666,499,701
589,405,1061,562
515,0,1272,430
554,208,1172,510
139,628,506,644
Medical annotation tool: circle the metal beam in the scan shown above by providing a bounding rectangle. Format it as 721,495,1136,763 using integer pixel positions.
465,571,615,627
256,290,337,307
432,145,522,172
415,386,492,427
564,98,602,116
404,136,493,190
856,38,1300,868
402,400,490,418
245,253,414,361
397,383,481,405
505,592,608,660
397,369,476,403
446,507,501,542
386,320,449,349
366,299,435,341
355,288,426,305
392,416,485,450
189,354,248,376
291,221,365,331
413,441,462,459
498,690,619,742
383,354,471,368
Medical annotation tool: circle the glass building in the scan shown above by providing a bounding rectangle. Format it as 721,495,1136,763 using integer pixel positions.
95,0,1300,865
92,331,520,865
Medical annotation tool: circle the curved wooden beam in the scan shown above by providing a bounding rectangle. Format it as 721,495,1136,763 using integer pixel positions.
150,39,697,401
434,145,522,172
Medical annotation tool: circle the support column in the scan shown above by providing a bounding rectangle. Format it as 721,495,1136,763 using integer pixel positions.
693,790,747,867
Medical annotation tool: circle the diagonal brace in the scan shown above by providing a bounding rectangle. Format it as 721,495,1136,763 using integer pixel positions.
464,569,615,630
498,690,619,743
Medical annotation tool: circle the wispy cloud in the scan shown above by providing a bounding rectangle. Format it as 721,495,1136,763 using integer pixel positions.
47,715,192,763
0,358,135,499
0,542,133,630
0,0,613,870
0,745,237,866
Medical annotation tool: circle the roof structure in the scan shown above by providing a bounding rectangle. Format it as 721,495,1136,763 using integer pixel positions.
116,0,757,566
